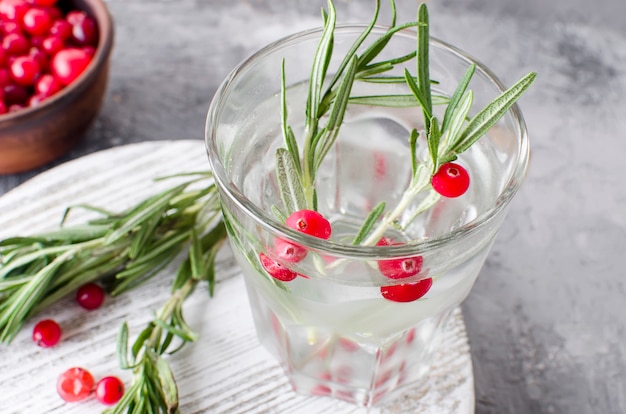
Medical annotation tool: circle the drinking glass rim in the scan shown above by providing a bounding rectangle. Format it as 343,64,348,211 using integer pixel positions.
205,24,530,259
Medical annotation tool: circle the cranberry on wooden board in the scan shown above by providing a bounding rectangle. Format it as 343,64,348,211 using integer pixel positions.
95,376,125,405
32,319,62,347
57,367,95,402
76,282,105,310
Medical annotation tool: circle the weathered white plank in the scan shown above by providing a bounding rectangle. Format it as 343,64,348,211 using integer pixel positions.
0,141,474,413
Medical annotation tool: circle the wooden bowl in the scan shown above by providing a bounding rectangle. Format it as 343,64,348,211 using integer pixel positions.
0,0,114,174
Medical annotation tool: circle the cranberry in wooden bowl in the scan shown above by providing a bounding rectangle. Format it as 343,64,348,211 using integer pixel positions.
0,0,113,174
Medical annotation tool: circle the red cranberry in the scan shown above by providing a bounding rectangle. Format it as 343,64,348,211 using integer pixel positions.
406,327,416,344
0,3,99,117
65,10,87,25
41,4,61,21
10,55,40,86
51,47,92,85
21,6,53,36
29,35,45,48
312,384,332,396
4,83,29,105
338,337,360,352
76,282,105,310
259,252,298,282
95,376,125,405
273,237,307,263
27,93,44,106
380,278,433,302
82,45,95,58
0,0,29,22
71,15,97,46
2,33,30,55
28,0,58,6
5,55,17,67
0,68,10,86
49,18,71,40
32,319,62,347
286,210,332,240
376,237,393,247
376,238,423,280
431,162,470,198
8,103,24,112
41,35,63,55
378,255,423,280
29,46,48,70
35,73,61,97
0,20,22,35
57,367,94,402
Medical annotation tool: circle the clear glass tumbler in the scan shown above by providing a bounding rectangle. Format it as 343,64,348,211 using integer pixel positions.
205,26,529,407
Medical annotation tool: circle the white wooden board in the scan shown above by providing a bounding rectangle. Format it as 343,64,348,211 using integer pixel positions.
0,140,474,413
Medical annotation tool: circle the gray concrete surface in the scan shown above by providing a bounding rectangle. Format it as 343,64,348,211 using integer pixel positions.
1,1,625,413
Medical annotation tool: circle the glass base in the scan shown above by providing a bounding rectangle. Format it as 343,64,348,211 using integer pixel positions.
248,283,454,407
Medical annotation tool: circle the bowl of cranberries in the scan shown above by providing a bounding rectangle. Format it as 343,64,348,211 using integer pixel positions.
0,0,113,174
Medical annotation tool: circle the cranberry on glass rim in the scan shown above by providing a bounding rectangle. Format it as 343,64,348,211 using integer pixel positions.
285,209,332,240
431,162,470,198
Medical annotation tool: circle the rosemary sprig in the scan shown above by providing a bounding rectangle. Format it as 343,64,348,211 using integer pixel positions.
275,0,536,245
0,172,226,341
107,222,227,414
1,172,228,412
279,0,421,212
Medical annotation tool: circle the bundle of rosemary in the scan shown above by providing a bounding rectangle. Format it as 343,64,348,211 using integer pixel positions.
0,172,227,413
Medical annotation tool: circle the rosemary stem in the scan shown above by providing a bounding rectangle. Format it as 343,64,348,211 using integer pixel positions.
147,277,197,350
362,165,431,246
301,127,316,209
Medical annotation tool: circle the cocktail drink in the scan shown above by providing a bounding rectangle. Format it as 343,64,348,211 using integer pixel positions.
205,3,532,407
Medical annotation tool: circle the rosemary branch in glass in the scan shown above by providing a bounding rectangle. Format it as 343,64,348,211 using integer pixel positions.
276,0,536,245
